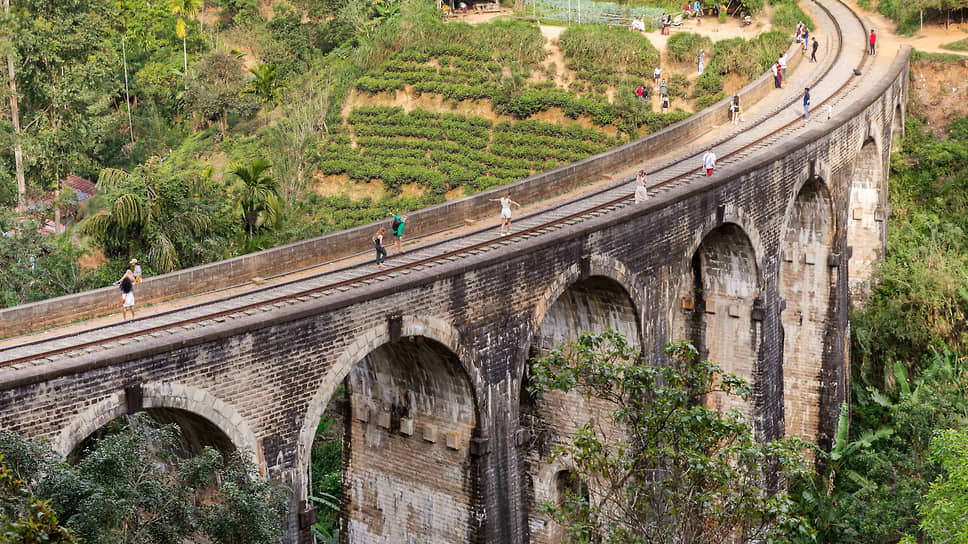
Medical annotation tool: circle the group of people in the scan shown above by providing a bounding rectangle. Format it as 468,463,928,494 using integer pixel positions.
795,21,820,61
634,67,670,113
371,193,523,268
372,213,408,269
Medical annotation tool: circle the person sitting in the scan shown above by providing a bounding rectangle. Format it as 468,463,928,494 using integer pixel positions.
631,16,646,31
684,2,692,17
458,1,467,12
693,0,702,16
743,13,752,25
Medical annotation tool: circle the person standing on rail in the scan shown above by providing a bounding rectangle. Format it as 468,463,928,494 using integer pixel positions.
869,28,876,55
811,37,819,62
490,191,521,236
803,87,811,122
115,267,136,320
373,227,388,269
702,147,717,177
634,171,649,203
390,213,407,253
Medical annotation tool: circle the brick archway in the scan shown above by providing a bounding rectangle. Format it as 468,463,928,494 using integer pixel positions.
55,383,259,463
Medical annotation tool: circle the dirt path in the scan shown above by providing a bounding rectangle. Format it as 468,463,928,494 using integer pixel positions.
840,0,968,56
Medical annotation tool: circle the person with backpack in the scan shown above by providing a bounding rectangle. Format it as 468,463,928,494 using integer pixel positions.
390,213,407,253
373,227,388,269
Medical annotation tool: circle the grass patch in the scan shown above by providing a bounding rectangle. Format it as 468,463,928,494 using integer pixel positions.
769,0,815,31
912,50,967,64
940,38,968,51
558,25,661,78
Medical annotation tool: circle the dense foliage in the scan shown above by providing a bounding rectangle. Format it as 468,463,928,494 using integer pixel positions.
0,414,289,544
801,113,968,543
530,332,814,543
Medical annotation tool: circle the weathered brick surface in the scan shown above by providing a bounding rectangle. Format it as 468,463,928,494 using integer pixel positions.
0,50,910,543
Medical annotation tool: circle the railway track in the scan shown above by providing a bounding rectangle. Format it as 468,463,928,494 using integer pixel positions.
0,0,873,368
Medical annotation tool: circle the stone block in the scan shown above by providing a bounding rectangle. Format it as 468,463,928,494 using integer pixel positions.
446,430,460,451
423,424,437,443
400,417,414,436
376,410,391,429
355,404,369,423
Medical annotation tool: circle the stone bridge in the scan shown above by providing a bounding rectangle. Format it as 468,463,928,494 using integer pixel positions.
0,35,909,544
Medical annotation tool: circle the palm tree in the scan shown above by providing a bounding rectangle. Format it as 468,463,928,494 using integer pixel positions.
168,0,203,77
227,159,281,239
247,63,284,119
82,158,212,272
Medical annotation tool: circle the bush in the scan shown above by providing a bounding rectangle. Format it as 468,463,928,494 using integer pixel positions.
666,33,714,64
769,0,814,31
558,25,661,77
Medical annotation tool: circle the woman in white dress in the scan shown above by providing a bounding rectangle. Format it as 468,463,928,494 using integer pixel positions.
489,191,521,236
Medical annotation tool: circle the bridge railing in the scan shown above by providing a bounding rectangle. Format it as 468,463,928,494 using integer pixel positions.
0,39,805,339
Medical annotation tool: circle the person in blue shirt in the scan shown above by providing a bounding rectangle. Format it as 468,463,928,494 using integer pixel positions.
693,0,702,17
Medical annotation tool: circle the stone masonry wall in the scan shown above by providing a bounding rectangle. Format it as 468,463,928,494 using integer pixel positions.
0,48,911,544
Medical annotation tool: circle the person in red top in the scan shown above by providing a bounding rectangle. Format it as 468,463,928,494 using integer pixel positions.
869,29,876,55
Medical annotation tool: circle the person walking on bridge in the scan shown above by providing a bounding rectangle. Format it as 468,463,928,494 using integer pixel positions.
490,191,521,236
634,171,649,203
373,227,388,269
702,147,717,177
115,267,136,320
803,87,811,122
811,37,819,62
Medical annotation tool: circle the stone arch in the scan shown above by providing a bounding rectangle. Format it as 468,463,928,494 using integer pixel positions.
891,102,904,151
297,315,469,483
673,222,761,417
847,136,887,304
522,262,641,544
296,316,479,543
778,177,835,444
529,253,645,357
55,383,258,463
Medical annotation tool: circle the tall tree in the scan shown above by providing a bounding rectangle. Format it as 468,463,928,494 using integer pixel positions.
227,159,281,239
81,158,214,272
1,0,26,209
2,0,120,192
247,63,284,119
168,0,203,76
529,333,815,544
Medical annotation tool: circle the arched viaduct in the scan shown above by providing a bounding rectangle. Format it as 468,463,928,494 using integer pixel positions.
0,46,909,543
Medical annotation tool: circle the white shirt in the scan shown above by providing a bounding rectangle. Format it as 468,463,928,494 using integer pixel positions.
779,55,787,69
771,64,778,76
632,18,645,30
654,67,662,79
702,151,716,169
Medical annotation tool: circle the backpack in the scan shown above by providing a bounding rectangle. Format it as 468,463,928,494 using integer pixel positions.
391,216,402,232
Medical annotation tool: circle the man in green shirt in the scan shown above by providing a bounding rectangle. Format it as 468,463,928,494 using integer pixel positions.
390,213,408,253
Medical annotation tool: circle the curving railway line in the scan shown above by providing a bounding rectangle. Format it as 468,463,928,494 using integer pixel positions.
0,0,877,368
